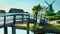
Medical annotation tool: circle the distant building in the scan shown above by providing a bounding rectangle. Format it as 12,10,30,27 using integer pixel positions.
0,10,6,13
8,8,24,13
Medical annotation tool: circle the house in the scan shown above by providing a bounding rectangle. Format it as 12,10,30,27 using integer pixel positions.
0,10,6,13
8,8,24,13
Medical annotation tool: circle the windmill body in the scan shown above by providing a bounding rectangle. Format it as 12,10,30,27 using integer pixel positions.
45,0,55,13
47,4,54,13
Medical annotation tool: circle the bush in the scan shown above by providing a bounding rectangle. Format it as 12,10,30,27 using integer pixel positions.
55,15,60,19
45,11,56,16
47,16,59,21
57,20,60,23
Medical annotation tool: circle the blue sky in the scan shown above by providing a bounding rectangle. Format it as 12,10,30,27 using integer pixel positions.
0,0,60,13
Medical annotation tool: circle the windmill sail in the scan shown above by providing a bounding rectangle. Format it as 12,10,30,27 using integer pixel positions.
45,0,49,5
51,0,55,4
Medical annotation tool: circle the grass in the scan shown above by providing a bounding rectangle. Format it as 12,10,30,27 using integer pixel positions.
15,23,34,27
51,19,60,21
15,23,27,27
15,23,43,31
43,24,60,30
15,23,60,31
46,16,60,21
52,25,60,30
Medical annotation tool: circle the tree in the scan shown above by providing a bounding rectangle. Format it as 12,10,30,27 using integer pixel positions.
32,4,42,19
32,4,42,34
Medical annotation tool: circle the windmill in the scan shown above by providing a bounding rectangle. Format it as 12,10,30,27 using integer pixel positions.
45,0,55,13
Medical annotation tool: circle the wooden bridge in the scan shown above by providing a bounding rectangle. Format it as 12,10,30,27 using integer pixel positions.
0,13,36,34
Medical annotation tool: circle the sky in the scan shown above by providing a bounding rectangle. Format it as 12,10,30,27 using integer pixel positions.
0,0,60,13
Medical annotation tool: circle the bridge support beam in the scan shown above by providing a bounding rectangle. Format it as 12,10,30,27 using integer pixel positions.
27,15,30,34
4,16,8,34
34,12,37,34
12,15,16,34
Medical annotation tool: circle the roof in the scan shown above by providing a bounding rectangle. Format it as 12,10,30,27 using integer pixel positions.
0,10,6,13
9,8,24,13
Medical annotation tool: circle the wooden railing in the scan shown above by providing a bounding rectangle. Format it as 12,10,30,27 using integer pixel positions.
0,13,37,34
3,13,30,34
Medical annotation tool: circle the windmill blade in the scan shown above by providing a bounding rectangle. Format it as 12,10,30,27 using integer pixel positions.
51,0,55,4
45,0,49,5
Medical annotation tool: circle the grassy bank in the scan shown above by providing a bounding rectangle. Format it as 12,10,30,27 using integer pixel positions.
15,23,60,31
15,23,43,31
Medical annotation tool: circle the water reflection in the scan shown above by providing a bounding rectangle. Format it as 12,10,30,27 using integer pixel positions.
0,28,4,34
0,27,34,34
45,33,55,34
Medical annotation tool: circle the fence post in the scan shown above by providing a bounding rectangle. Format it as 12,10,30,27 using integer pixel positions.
27,15,30,34
22,14,24,23
4,15,8,34
12,15,16,34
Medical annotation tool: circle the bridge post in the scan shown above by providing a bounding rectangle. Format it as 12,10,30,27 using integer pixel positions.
34,12,37,34
4,16,8,34
12,15,16,34
22,14,24,23
27,15,30,34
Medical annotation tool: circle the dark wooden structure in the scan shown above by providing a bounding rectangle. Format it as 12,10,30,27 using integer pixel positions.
0,13,30,34
0,10,6,13
8,8,24,13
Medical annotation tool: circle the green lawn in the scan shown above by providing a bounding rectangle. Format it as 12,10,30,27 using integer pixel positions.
43,24,60,30
15,23,60,31
52,25,60,30
51,19,60,21
15,23,43,30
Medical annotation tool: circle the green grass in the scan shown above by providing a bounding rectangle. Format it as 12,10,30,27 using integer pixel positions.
15,23,60,31
46,16,60,21
43,24,60,30
15,23,43,31
52,25,60,30
15,23,34,27
51,19,60,21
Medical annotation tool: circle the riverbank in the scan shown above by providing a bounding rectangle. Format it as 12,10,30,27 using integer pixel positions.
15,23,60,34
0,20,60,34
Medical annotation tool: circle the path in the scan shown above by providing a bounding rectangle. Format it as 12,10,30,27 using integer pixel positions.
50,21,60,25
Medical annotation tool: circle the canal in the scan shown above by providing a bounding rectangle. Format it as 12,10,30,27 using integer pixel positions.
0,27,34,34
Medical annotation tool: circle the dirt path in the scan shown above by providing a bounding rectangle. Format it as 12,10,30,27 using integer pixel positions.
50,21,60,25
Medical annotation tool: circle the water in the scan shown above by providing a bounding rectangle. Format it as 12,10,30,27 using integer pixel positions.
45,33,55,34
0,27,34,34
0,18,34,34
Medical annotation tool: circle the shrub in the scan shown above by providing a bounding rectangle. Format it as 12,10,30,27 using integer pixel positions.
47,16,59,21
57,20,60,23
45,11,56,16
55,15,60,19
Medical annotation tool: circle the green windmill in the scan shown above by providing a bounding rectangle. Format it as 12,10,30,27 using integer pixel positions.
45,0,55,13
